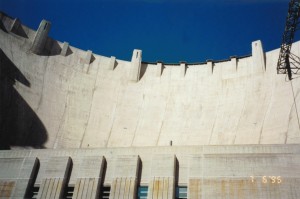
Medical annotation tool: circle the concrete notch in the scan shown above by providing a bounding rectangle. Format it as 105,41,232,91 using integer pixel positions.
108,56,116,70
252,40,266,73
180,61,187,77
85,50,93,65
157,61,163,77
130,49,142,82
207,59,213,74
60,42,69,56
230,56,238,70
31,19,51,54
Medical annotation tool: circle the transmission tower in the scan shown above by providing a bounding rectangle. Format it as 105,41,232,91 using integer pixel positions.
277,0,300,80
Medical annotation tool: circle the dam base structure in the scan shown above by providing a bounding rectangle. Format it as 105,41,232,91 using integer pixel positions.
1,11,300,198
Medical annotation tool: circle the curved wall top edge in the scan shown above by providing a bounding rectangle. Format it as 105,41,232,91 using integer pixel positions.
0,10,269,65
2,10,300,149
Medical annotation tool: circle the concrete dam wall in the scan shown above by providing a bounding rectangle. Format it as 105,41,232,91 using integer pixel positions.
1,11,300,199
1,12,300,149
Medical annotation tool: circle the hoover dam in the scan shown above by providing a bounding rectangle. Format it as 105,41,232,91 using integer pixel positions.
1,11,300,199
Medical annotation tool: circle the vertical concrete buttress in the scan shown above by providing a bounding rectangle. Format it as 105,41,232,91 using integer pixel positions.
108,56,116,70
147,155,176,199
0,157,38,198
230,56,237,70
83,50,93,73
31,20,51,54
84,50,93,65
36,157,72,199
252,40,266,73
207,59,213,74
157,62,163,77
180,61,186,77
72,156,105,199
109,156,140,199
60,42,69,56
130,49,142,82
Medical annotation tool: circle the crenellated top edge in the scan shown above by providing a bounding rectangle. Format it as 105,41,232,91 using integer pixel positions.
0,10,263,65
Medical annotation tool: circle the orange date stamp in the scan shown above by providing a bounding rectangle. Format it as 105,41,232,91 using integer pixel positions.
250,176,282,184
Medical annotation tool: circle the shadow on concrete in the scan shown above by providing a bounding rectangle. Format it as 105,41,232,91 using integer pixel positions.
0,20,8,33
211,63,216,73
0,49,48,150
13,25,28,39
65,46,73,57
139,63,148,80
161,65,166,76
263,52,267,71
113,60,119,70
185,66,188,76
137,158,142,186
175,157,179,185
24,159,40,198
90,54,96,64
41,39,62,56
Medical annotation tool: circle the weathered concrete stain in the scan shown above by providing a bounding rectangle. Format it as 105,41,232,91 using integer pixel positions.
188,178,288,199
189,179,201,198
153,179,160,198
0,181,15,198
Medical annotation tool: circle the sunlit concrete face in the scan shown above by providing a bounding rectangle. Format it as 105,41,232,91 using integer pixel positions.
1,13,300,150
1,11,300,199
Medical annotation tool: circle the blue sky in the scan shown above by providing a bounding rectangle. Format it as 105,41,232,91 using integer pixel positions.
1,0,290,63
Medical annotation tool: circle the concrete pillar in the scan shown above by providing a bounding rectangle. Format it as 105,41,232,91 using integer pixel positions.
109,155,140,199
83,50,93,73
130,49,142,82
9,18,20,33
14,158,39,198
207,59,213,74
84,50,93,65
147,155,176,199
31,20,51,54
36,157,72,199
156,61,163,77
72,156,105,199
0,157,38,198
252,40,265,73
230,56,237,70
180,61,186,77
60,42,69,56
188,155,202,198
108,56,116,70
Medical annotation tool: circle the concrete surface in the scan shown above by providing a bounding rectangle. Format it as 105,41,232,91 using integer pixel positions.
1,11,300,199
0,157,38,198
36,157,71,199
147,155,175,199
110,156,139,199
1,12,300,149
0,145,299,198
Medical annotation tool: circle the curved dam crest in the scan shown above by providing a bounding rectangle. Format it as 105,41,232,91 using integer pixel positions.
2,10,300,199
1,12,300,149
